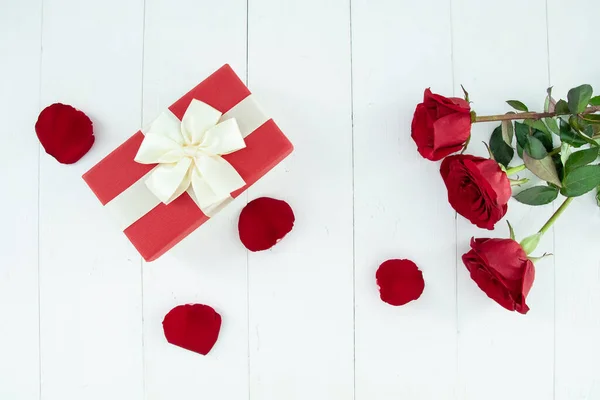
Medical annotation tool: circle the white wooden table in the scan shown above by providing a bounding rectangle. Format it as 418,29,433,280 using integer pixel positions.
1,1,599,399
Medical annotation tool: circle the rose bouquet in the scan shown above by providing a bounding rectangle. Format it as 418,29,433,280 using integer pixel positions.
412,85,600,314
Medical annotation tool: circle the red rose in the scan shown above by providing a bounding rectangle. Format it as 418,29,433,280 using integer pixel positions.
440,154,511,230
411,89,472,161
462,238,535,314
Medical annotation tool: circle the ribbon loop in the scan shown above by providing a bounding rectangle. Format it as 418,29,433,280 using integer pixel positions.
134,99,247,211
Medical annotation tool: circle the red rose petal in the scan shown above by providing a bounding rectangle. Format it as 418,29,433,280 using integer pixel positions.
35,103,94,164
376,259,425,306
238,197,295,252
162,304,222,355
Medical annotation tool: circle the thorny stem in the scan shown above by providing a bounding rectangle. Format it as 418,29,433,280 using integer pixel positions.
472,106,600,123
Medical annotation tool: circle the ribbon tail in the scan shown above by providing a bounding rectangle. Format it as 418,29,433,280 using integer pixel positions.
190,167,232,212
187,184,232,217
195,155,246,198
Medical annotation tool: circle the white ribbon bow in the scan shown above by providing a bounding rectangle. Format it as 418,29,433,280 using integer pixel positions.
134,99,246,211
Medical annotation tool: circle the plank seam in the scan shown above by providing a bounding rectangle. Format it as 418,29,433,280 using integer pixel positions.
448,0,461,396
245,1,251,399
544,1,556,399
140,0,147,397
348,0,356,398
37,0,45,398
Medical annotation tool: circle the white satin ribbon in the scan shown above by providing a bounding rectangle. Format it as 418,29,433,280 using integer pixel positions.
104,94,268,230
134,99,247,211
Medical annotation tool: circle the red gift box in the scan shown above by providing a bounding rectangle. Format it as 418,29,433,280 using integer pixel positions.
83,65,293,261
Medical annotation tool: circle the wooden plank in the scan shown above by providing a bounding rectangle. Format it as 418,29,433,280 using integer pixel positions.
451,1,554,399
352,0,457,398
141,1,249,399
246,0,354,398
0,1,42,398
38,0,145,398
546,1,600,398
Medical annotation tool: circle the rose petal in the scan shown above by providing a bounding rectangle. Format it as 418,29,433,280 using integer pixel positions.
238,197,295,252
162,304,221,355
35,103,94,164
376,259,425,306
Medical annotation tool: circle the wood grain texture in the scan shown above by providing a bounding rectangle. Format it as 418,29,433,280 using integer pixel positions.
0,1,42,398
352,1,457,399
247,0,353,398
1,1,600,399
547,1,600,399
452,1,554,399
141,1,249,399
38,0,145,398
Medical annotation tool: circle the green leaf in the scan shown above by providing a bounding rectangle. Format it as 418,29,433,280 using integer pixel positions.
560,142,572,167
490,126,514,168
517,142,524,159
483,141,494,159
545,87,556,113
533,130,553,152
596,186,600,207
553,154,565,182
565,147,599,173
507,100,529,112
555,99,570,114
545,117,560,135
567,84,593,114
560,118,587,147
525,136,548,159
569,115,586,132
589,96,600,106
524,119,551,135
520,233,542,255
514,186,559,206
461,85,470,102
501,119,514,144
564,117,600,147
561,164,600,197
514,121,530,148
579,114,600,124
524,152,562,187
528,253,554,263
507,221,515,241
579,130,600,147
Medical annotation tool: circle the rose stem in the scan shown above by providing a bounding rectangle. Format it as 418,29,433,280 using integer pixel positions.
472,106,600,123
504,147,561,176
538,197,575,235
